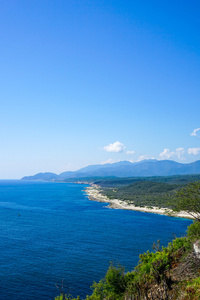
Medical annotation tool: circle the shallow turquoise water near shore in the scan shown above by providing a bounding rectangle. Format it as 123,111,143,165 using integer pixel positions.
0,180,192,299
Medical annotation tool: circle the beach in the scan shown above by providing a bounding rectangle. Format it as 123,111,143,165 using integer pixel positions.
85,185,195,220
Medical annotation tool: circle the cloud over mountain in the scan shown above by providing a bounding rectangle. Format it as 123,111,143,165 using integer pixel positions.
104,141,125,153
188,148,200,155
126,150,135,155
159,148,185,160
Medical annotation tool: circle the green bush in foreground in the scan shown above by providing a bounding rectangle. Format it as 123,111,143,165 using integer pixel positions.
187,220,200,241
55,295,80,300
183,277,200,299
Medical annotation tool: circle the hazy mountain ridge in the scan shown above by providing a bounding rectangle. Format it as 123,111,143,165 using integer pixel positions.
21,160,200,181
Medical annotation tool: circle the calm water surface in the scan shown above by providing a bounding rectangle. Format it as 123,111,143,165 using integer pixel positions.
0,180,192,299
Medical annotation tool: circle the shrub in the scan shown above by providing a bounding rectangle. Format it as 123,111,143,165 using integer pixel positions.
182,277,200,299
187,221,200,241
88,264,126,300
167,237,191,253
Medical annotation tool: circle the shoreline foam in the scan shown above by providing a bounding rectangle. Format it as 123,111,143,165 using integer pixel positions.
85,185,195,220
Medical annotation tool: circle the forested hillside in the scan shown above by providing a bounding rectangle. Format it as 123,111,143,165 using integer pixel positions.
92,175,200,208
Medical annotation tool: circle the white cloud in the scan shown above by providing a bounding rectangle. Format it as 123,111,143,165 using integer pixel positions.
191,128,200,137
103,141,125,153
159,148,185,160
175,148,185,159
188,148,200,155
101,159,117,165
126,150,135,155
159,149,173,159
137,155,149,162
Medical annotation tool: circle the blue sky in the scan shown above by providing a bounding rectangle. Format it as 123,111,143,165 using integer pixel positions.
0,0,200,178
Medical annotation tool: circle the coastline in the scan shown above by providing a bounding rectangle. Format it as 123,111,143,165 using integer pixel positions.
85,185,195,220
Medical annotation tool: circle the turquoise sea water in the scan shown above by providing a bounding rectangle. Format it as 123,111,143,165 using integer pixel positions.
0,180,192,299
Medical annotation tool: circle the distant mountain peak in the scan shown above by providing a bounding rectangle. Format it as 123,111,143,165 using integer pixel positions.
21,160,200,181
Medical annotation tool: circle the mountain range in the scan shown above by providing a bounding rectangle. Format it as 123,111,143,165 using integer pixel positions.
21,159,200,181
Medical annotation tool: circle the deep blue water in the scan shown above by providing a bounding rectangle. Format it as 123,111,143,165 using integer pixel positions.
0,180,192,299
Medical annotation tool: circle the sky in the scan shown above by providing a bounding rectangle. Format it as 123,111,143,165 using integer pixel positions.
0,0,200,179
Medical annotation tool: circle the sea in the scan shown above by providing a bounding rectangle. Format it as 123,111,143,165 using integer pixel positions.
0,180,192,299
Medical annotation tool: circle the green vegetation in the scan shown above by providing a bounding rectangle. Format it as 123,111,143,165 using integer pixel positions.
171,181,200,221
101,181,181,208
89,174,200,187
94,175,200,209
55,181,200,299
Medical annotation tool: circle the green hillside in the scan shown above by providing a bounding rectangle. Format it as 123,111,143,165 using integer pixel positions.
101,181,180,208
90,175,200,208
91,174,200,187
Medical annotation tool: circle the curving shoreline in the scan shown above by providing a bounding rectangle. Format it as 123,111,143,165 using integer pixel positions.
85,185,195,219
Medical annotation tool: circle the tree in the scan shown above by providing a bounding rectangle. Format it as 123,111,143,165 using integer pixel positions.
173,181,200,221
